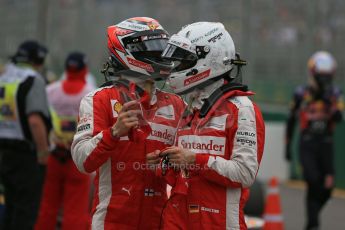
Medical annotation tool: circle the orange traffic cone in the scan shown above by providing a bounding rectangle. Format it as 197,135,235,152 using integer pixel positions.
263,177,284,230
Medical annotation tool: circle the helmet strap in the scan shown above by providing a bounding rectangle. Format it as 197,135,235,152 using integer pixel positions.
228,53,247,82
101,58,115,82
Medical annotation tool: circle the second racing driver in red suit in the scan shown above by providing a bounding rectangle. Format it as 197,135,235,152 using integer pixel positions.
147,22,266,229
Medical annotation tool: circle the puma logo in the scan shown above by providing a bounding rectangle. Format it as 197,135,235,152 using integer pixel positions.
172,203,179,211
122,186,132,196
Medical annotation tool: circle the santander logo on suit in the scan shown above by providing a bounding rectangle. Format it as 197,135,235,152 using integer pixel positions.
178,135,226,155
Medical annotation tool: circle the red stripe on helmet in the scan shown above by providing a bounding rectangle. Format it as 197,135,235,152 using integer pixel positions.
106,38,126,67
107,26,132,53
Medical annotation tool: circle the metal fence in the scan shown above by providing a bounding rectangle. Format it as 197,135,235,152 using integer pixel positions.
1,0,345,107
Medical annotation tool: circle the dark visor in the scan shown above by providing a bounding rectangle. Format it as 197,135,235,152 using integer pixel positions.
162,44,198,72
123,30,169,52
126,39,168,52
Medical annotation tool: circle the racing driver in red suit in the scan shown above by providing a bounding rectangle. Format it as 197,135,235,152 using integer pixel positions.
147,22,265,229
71,17,185,230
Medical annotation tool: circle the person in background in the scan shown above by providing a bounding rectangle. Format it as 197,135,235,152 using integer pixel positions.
149,21,265,230
35,52,94,230
71,17,186,230
0,40,51,230
61,68,98,88
285,51,343,230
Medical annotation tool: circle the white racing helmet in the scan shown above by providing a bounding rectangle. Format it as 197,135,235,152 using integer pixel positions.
308,51,336,75
162,22,237,95
308,51,336,90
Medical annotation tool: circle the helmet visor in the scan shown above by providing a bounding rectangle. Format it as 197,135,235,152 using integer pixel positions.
162,44,198,72
126,38,169,52
124,32,173,71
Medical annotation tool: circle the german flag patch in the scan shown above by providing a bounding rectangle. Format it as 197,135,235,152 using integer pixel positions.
189,204,199,213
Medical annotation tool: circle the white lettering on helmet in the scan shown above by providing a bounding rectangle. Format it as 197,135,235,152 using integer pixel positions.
204,27,219,37
118,21,148,31
207,33,223,43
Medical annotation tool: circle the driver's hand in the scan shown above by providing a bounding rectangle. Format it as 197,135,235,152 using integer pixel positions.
146,150,161,168
111,101,141,137
161,146,196,168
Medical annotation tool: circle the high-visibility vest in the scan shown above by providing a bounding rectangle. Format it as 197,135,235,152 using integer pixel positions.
50,108,77,148
0,80,25,140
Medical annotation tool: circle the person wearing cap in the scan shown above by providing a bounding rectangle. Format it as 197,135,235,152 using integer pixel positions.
35,52,95,230
0,40,51,229
285,51,343,230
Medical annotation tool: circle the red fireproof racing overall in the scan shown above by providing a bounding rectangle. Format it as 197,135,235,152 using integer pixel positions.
71,83,186,230
162,86,265,230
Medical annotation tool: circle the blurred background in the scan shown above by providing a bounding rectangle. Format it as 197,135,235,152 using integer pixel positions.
1,0,345,104
0,0,345,229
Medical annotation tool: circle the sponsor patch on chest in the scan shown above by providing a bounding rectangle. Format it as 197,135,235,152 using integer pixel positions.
178,135,226,155
203,114,228,130
155,105,175,120
110,99,122,117
147,122,177,145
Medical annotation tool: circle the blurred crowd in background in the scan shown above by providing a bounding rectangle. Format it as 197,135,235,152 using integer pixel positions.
1,0,345,106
